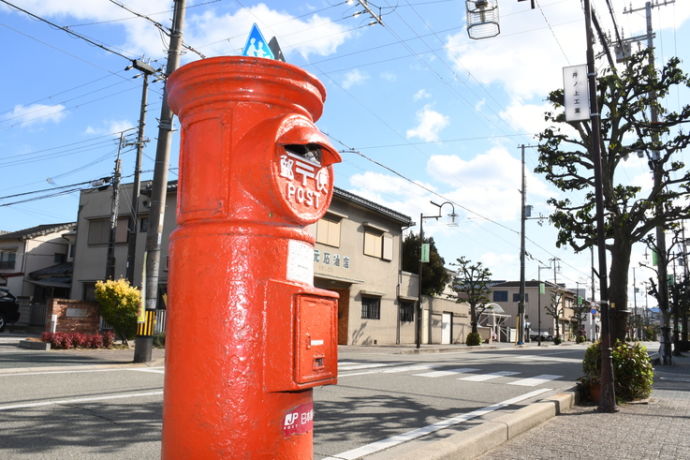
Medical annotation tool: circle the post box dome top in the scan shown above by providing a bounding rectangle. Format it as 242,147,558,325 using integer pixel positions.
167,56,328,121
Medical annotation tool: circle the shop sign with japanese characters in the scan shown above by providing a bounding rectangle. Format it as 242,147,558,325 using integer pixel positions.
563,64,590,121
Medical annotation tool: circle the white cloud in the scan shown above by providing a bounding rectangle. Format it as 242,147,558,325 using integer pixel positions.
342,69,368,89
4,104,66,127
445,2,584,100
84,120,135,136
474,98,485,112
426,146,551,221
413,89,431,101
499,99,551,135
5,2,352,61
406,105,449,142
348,171,437,223
380,72,397,82
184,4,352,61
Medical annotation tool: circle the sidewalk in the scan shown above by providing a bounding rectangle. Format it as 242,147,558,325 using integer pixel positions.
476,353,690,460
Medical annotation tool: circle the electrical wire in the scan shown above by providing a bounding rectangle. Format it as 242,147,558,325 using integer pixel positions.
0,0,136,62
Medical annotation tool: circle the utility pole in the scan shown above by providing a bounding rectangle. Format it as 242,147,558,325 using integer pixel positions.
537,263,551,346
549,257,560,337
125,60,157,285
623,0,675,365
584,0,616,412
682,224,689,345
105,133,124,280
135,0,186,364
633,267,639,340
518,144,526,345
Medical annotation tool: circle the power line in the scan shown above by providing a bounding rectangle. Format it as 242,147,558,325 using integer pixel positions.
326,132,591,281
0,0,135,61
106,0,207,59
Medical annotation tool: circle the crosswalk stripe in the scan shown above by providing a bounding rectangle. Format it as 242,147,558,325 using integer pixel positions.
339,363,391,371
509,374,562,386
382,364,432,373
459,371,520,382
414,368,479,378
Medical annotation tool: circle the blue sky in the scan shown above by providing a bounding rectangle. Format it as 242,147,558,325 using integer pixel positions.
1,0,689,304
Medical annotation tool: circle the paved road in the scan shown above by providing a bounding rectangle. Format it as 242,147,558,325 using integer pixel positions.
0,339,589,459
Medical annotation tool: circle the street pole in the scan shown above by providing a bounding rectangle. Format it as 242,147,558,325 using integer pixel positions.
135,0,186,364
105,133,124,280
417,213,424,349
126,60,156,285
633,267,638,340
584,0,616,412
624,0,674,364
537,264,550,346
518,144,526,345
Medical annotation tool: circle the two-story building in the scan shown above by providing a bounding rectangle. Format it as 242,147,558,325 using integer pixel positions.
0,223,76,325
488,280,578,341
70,181,470,345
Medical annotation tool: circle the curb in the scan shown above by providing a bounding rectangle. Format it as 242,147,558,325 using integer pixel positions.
366,390,576,460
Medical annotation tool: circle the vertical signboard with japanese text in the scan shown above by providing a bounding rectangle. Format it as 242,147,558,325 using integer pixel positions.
563,64,590,122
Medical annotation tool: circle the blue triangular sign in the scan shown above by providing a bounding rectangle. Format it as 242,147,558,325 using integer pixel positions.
242,23,275,59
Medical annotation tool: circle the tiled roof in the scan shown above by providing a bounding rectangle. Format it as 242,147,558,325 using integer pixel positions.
0,223,76,241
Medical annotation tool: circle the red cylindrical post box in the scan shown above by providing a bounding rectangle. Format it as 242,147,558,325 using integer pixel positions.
162,57,341,459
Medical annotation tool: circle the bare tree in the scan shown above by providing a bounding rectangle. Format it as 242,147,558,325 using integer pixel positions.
452,257,492,335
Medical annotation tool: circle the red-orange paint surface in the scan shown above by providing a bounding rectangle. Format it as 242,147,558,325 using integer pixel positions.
163,57,340,459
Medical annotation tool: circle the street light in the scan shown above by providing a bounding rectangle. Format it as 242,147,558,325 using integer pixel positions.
465,0,500,40
417,201,457,348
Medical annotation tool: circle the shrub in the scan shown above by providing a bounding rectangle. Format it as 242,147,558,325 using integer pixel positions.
553,336,562,345
582,341,654,402
466,332,481,346
95,279,141,344
41,331,112,350
576,335,586,344
102,330,115,348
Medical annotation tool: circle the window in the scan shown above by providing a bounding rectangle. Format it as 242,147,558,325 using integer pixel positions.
139,216,149,233
316,214,341,247
399,300,414,322
512,293,529,303
0,250,17,270
88,218,128,245
493,290,508,302
361,296,381,320
363,227,393,261
83,282,97,302
54,253,67,264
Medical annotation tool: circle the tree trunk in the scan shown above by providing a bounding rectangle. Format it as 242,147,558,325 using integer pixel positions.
608,239,631,342
470,305,478,335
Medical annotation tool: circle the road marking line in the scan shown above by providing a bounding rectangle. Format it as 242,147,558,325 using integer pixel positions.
382,364,432,373
339,363,433,378
509,374,562,387
0,367,165,377
321,388,552,460
459,371,520,382
517,355,581,363
128,368,165,374
338,363,391,371
414,368,479,378
0,390,163,411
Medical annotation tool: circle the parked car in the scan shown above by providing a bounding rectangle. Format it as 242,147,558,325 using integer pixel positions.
0,288,20,331
529,330,553,341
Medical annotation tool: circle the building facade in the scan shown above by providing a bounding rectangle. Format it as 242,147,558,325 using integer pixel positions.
0,223,76,325
487,280,580,341
71,181,470,345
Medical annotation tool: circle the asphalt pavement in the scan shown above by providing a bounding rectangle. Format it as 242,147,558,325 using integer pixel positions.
1,333,687,459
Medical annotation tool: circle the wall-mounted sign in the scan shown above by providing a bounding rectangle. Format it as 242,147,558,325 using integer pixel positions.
314,249,350,269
